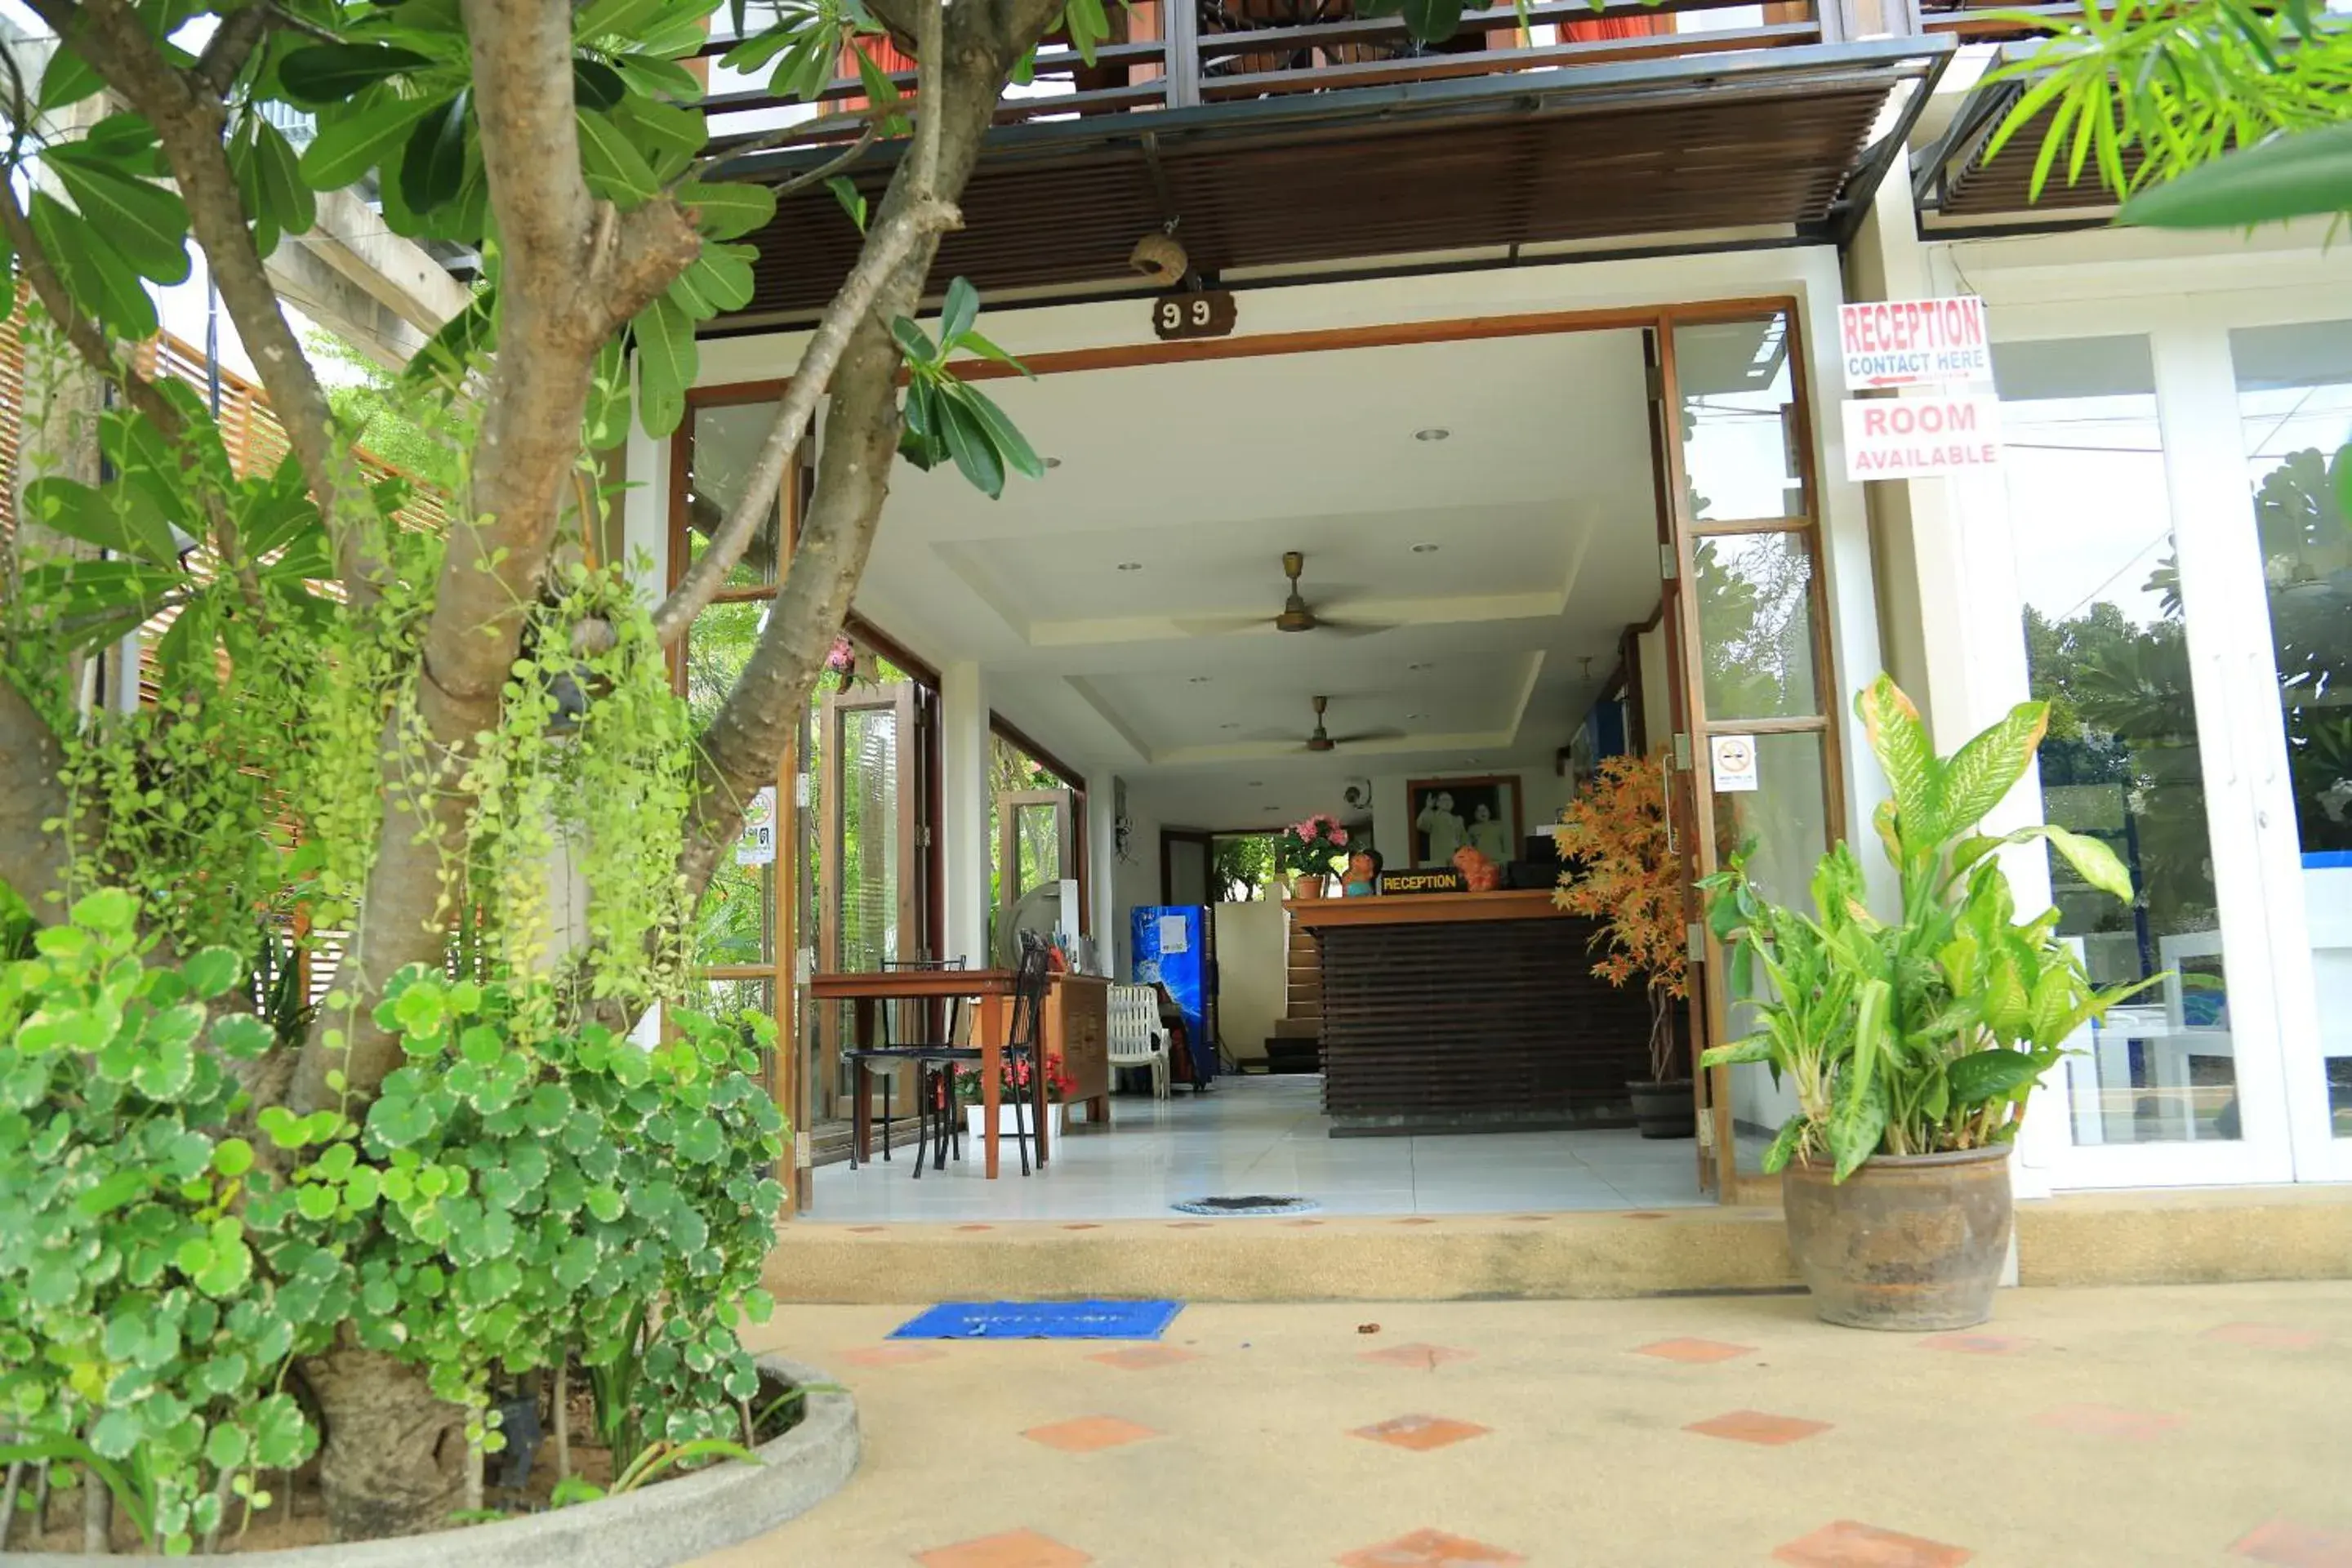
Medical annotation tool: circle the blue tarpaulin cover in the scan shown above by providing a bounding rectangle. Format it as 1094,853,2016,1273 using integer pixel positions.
888,1299,1184,1340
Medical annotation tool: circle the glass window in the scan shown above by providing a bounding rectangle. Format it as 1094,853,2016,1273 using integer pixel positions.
684,402,784,589
2230,322,2352,1138
1693,532,1821,722
1674,314,1806,523
1996,336,2240,1145
837,704,903,972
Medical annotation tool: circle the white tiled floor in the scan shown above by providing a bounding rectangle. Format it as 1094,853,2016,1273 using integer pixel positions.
803,1076,1713,1223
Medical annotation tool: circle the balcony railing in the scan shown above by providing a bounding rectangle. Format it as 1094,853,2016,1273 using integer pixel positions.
699,0,1922,156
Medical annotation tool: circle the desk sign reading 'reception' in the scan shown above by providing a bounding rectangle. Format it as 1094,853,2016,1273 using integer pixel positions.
1838,296,1991,390
1842,395,2003,483
1378,869,1465,895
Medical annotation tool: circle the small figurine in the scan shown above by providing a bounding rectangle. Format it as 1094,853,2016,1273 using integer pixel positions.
1451,844,1500,893
1343,848,1383,897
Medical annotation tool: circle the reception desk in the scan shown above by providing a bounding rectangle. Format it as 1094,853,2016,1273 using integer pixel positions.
1288,890,1656,1135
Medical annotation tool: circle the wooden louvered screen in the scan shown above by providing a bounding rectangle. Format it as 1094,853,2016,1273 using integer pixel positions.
1312,910,1659,1133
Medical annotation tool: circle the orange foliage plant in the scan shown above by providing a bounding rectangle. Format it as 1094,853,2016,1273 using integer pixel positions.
1552,751,1689,1081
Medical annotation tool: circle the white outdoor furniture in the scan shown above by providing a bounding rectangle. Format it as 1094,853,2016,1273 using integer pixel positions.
1108,982,1170,1099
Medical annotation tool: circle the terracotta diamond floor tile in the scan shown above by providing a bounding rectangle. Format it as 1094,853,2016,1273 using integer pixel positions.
1022,1414,1160,1452
1334,1526,1528,1566
1360,1343,1477,1370
1685,1409,1833,1446
915,1527,1092,1568
2034,1403,2185,1441
1086,1344,1198,1370
838,1343,947,1368
1168,1221,1212,1229
1622,1211,1670,1220
1919,1333,2034,1355
2231,1518,2352,1567
1771,1519,1973,1567
1059,1223,1102,1231
1352,1414,1491,1452
1393,1216,1440,1226
1633,1337,1755,1364
2208,1322,2325,1351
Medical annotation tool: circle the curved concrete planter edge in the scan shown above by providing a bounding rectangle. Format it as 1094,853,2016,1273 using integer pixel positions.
12,1355,858,1568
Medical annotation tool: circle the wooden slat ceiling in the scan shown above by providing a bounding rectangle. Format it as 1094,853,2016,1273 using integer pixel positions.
1931,89,2134,222
722,56,1931,325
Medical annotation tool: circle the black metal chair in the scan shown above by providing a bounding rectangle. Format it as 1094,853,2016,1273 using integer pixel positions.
911,933,1054,1177
844,956,966,1174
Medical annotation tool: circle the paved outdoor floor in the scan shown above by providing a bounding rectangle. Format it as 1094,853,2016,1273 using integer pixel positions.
702,1281,2352,1567
804,1076,1720,1223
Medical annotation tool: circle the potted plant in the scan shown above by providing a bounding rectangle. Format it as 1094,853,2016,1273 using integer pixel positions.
956,1053,1078,1158
1554,751,1692,1137
1280,813,1350,899
1702,676,2156,1330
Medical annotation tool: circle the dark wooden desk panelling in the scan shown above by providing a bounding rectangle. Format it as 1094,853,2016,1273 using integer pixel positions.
1313,911,1656,1134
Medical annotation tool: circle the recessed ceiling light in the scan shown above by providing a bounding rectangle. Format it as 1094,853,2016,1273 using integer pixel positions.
1044,457,1062,469
1116,561,1143,572
1410,543,1440,554
1414,427,1450,443
1407,662,1432,671
1247,780,1265,787
1407,712,1427,719
1189,675,1212,684
1219,722,1240,730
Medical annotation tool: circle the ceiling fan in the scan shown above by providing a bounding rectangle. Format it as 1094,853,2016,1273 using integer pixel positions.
1295,695,1401,753
1175,551,1392,638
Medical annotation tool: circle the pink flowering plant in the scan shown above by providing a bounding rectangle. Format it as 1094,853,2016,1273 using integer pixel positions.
1281,813,1351,879
824,635,858,689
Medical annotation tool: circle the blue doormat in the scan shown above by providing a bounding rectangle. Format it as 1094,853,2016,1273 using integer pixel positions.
889,1299,1183,1341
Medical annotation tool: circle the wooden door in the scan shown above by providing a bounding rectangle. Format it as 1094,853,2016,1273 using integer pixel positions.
996,787,1077,960
1655,305,1846,1205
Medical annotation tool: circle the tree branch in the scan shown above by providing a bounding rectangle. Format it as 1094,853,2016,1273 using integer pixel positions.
648,190,956,645
0,679,78,924
194,2,270,95
25,0,390,611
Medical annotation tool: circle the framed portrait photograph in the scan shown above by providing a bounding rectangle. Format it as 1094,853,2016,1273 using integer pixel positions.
1405,775,1522,870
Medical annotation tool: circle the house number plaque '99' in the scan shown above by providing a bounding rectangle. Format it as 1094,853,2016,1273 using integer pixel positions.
1153,290,1236,341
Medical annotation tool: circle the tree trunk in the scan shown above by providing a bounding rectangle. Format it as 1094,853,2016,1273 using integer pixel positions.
297,1344,467,1542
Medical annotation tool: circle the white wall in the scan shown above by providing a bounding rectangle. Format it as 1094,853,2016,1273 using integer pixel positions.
1213,900,1285,1066
1107,800,1163,978
1634,621,1670,756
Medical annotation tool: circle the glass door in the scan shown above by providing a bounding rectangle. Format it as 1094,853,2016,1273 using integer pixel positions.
2226,322,2352,1180
1984,327,2296,1188
817,682,920,1116
1657,306,1846,1205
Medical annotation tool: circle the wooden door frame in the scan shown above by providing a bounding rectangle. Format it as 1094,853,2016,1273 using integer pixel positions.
996,786,1079,947
1160,828,1215,905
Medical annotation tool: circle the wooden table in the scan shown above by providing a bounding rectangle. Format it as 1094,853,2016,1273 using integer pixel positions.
808,969,1049,1179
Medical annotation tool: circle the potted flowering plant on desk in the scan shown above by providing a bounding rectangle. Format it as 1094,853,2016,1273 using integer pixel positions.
1555,750,1691,1137
1702,676,2158,1330
956,1054,1078,1158
1281,813,1351,898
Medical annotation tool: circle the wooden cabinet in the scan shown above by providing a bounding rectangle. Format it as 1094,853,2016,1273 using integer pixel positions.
1046,975,1111,1120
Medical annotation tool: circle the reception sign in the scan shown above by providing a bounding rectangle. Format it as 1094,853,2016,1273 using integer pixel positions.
1841,394,2003,482
1838,296,1991,390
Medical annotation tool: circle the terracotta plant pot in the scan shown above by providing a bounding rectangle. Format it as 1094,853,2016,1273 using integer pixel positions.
1626,1078,1695,1139
1290,876,1326,901
1780,1145,2013,1331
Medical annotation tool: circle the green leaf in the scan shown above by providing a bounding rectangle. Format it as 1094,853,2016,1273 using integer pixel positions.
577,108,661,205
251,117,316,245
572,56,628,110
1759,1116,1808,1174
210,1013,274,1059
1936,700,2050,836
213,1138,256,1178
612,95,706,178
680,180,777,240
948,382,1046,483
280,44,434,108
22,478,179,568
29,189,156,338
1856,675,1939,849
891,316,939,366
182,947,243,1000
679,242,757,314
400,91,472,215
301,94,446,189
44,149,192,285
1825,1068,1888,1183
2019,823,2135,906
938,387,1004,499
76,1168,150,1218
827,176,867,233
133,1038,197,1101
295,1184,339,1223
90,1409,142,1462
204,1423,251,1470
938,276,980,351
1400,0,1465,41
72,887,140,933
2123,122,2352,230
1944,1049,2044,1108
631,294,695,439
38,47,102,112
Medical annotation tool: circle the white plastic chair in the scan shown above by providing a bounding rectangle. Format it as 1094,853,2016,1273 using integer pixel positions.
1107,982,1169,1099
